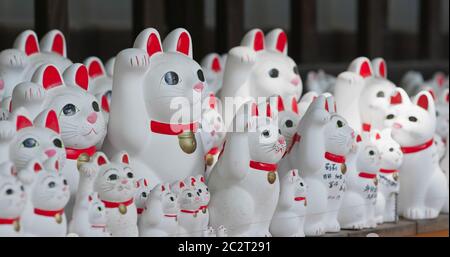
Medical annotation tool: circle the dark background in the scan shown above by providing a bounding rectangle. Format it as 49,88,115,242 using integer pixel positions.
0,0,448,84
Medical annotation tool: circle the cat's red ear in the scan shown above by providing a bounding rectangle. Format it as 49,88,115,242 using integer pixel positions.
416,93,431,111
292,97,299,114
190,177,196,186
251,103,259,117
55,160,60,171
372,58,387,79
277,96,285,112
40,30,67,57
134,28,163,57
348,57,372,78
161,184,166,192
375,133,381,140
209,93,217,110
163,29,193,58
200,176,205,183
292,170,296,177
88,195,93,202
241,29,265,52
32,64,64,90
121,153,130,165
14,30,40,56
16,115,33,131
325,100,329,113
34,162,42,173
266,103,272,118
85,57,106,78
356,135,362,143
179,181,185,189
94,153,109,166
390,91,403,105
265,29,288,55
427,88,436,100
101,95,110,113
63,64,89,91
211,56,222,72
45,110,60,134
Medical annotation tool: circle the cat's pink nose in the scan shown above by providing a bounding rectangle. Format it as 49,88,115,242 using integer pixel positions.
45,149,56,157
121,179,128,185
193,83,204,92
393,122,402,129
291,76,301,86
87,113,97,124
278,138,286,145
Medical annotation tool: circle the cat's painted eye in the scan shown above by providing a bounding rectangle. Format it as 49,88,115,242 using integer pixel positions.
269,68,279,78
300,182,304,187
48,181,56,188
436,111,440,117
217,116,222,122
386,114,395,120
20,185,24,191
92,101,100,112
127,172,134,179
5,188,13,195
141,192,147,198
369,150,375,156
278,129,282,135
409,116,418,122
187,193,192,197
389,148,394,152
53,138,63,148
285,120,293,128
376,91,385,98
22,138,38,148
198,189,202,194
97,207,102,212
293,66,299,75
63,179,68,186
206,188,209,192
108,174,118,181
164,71,179,85
197,69,205,82
170,196,175,202
337,120,344,128
62,104,78,116
262,130,270,138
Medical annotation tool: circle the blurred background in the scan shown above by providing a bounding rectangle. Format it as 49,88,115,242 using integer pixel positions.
0,0,448,83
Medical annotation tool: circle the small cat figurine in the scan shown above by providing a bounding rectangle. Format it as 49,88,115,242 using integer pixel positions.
134,178,151,217
199,93,226,178
270,169,307,237
85,193,111,237
208,102,286,236
93,151,138,237
442,133,449,213
374,129,403,224
201,53,224,95
138,183,179,237
189,175,210,234
172,180,203,237
276,95,301,158
22,157,70,237
434,88,449,141
338,132,381,229
385,89,448,219
0,162,27,237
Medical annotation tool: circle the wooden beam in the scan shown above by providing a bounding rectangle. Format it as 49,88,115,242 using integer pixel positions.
34,0,69,37
132,0,167,39
216,0,244,54
290,0,319,63
419,0,442,60
358,0,387,58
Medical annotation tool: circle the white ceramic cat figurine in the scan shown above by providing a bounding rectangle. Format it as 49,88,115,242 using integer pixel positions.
298,92,318,121
359,58,397,132
201,53,224,95
92,151,138,237
199,93,226,178
338,133,381,229
134,178,151,217
138,183,179,237
385,89,448,219
435,88,449,141
22,158,70,236
0,30,72,99
84,193,111,237
0,162,27,237
277,95,301,159
190,175,210,234
334,57,372,131
84,57,113,122
173,180,203,237
208,102,286,236
9,108,66,172
219,28,302,127
374,129,403,224
269,169,307,237
442,133,449,213
103,28,206,186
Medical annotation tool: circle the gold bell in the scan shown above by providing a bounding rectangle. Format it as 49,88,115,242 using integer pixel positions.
55,213,62,224
267,172,277,184
118,204,127,215
178,131,197,154
341,163,347,175
393,172,399,182
13,220,20,232
77,153,91,170
205,154,214,166
373,177,379,186
202,208,207,214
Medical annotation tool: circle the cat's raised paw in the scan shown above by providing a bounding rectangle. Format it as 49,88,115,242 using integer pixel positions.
229,46,257,65
403,208,425,220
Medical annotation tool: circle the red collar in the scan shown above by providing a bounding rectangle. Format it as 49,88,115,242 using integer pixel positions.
401,139,434,154
199,205,208,211
34,208,64,217
249,160,277,172
359,172,377,179
207,147,220,156
380,169,398,174
164,214,177,218
150,120,199,136
102,198,134,209
362,123,371,132
180,209,199,215
66,146,97,160
137,208,144,214
325,152,346,164
0,217,19,225
294,197,306,202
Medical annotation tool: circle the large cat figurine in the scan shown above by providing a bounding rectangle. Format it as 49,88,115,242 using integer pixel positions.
201,53,224,95
219,28,302,127
0,30,72,99
138,183,179,237
0,162,27,237
385,89,448,219
359,58,397,132
269,169,307,237
93,151,138,237
286,94,354,236
22,158,70,237
338,133,381,229
208,102,286,236
103,28,207,186
374,129,403,224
